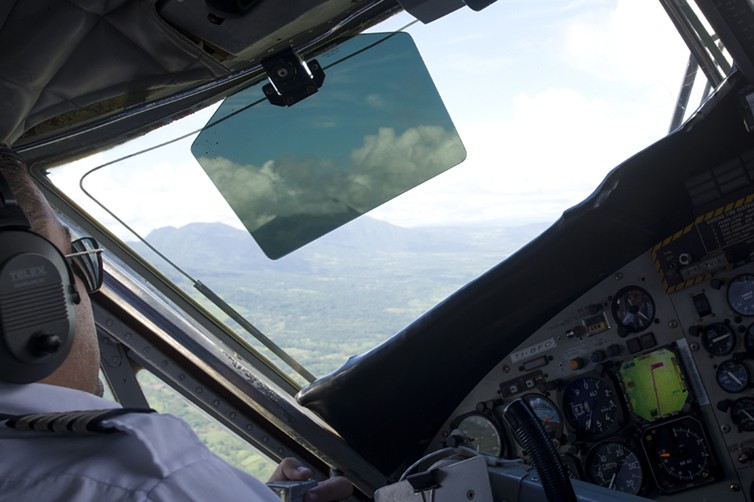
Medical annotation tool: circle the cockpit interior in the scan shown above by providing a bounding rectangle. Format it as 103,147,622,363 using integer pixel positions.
4,0,754,501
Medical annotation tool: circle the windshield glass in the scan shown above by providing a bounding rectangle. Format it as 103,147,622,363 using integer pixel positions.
48,1,701,381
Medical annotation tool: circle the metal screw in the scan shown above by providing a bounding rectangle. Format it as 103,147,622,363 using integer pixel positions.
615,272,623,280
466,490,475,500
668,320,678,328
502,365,510,373
721,424,731,433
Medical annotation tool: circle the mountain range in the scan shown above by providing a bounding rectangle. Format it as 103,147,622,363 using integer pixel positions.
131,215,550,277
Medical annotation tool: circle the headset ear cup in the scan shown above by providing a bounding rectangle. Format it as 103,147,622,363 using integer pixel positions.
0,231,76,383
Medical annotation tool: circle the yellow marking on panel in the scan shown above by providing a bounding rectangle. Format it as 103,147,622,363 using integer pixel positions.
695,215,705,225
746,194,754,204
673,229,683,241
725,202,734,212
684,224,694,234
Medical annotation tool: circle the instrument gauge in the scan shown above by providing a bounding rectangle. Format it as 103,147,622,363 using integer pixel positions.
731,397,754,432
716,359,750,393
451,413,505,457
562,376,624,438
728,273,754,316
585,441,644,495
612,286,655,333
700,322,736,356
522,394,563,440
641,417,718,493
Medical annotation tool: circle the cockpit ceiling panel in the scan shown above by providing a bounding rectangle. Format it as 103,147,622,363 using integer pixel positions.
0,1,225,145
0,0,392,149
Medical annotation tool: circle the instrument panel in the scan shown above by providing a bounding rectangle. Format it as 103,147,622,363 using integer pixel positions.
429,191,754,501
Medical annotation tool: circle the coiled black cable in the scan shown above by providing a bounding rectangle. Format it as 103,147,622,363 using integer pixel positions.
504,398,577,502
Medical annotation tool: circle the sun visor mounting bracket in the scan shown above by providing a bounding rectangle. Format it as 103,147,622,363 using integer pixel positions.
261,48,325,107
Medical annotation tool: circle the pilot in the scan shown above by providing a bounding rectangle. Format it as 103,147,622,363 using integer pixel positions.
0,144,353,502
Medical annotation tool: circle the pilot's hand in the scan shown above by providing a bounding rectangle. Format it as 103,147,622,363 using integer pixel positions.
269,457,353,502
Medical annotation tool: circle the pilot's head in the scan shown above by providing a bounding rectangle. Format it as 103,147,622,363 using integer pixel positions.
0,146,101,395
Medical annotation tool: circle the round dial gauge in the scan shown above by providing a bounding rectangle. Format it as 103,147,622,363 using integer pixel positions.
728,274,754,316
700,323,736,356
716,359,750,393
731,397,754,432
452,413,504,457
522,394,563,440
612,286,655,333
585,441,644,495
641,418,717,493
562,376,623,438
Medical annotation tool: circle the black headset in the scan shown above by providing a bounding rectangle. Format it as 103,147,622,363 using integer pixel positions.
0,170,79,384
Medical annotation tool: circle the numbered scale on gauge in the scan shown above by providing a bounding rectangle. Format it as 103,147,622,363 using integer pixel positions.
731,397,754,432
451,413,505,457
522,394,563,440
700,323,736,356
716,359,751,393
611,286,655,333
641,417,718,493
562,376,624,438
728,274,754,316
585,441,644,495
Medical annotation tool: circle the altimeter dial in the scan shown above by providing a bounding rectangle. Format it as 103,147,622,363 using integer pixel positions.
562,376,623,438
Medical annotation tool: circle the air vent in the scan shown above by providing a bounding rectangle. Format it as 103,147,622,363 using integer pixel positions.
686,150,754,207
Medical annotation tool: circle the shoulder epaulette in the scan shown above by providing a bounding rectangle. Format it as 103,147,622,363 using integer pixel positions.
0,408,155,434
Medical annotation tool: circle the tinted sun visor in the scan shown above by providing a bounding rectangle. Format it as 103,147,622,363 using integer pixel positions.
191,32,466,259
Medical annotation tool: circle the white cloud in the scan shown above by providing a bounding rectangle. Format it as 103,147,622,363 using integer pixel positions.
49,142,242,240
562,0,689,94
370,80,676,227
196,125,465,230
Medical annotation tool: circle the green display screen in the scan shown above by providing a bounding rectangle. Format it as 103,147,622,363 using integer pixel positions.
619,348,689,422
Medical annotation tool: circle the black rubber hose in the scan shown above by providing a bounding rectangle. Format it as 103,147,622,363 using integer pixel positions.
504,398,577,502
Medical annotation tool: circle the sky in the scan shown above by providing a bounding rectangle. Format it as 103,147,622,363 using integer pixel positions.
49,0,694,241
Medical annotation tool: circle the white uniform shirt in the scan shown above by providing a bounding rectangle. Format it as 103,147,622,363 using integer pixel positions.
0,383,281,501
